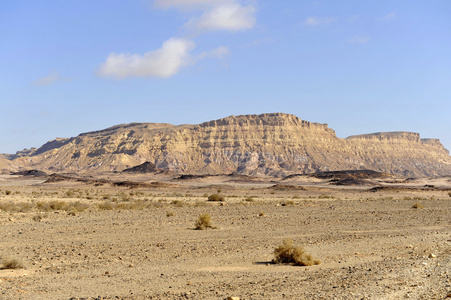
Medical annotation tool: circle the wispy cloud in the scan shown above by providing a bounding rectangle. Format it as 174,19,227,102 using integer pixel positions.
378,12,397,22
98,38,195,79
32,71,63,86
199,46,230,59
349,35,370,44
99,1,255,80
304,16,338,26
186,3,256,33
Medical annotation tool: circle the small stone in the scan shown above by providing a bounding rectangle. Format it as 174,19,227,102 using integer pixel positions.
428,253,436,258
227,297,240,300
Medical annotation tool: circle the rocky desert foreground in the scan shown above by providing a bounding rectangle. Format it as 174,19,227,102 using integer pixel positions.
1,173,450,299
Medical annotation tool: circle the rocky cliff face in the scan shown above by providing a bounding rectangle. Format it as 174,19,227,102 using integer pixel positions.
5,113,451,177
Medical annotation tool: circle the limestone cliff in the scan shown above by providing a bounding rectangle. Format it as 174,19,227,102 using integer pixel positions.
6,113,451,177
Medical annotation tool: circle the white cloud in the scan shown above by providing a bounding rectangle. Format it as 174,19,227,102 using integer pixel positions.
378,12,396,22
98,1,255,80
349,36,370,44
97,38,195,79
186,3,256,32
32,71,61,86
304,16,337,26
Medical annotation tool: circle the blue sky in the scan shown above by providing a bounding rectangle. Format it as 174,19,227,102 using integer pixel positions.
1,0,450,154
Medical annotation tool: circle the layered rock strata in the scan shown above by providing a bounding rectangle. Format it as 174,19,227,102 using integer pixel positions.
4,113,451,177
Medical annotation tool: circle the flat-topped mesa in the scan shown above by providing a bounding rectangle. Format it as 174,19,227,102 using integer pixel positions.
421,138,449,154
3,113,451,177
346,131,421,142
199,113,333,131
78,122,176,138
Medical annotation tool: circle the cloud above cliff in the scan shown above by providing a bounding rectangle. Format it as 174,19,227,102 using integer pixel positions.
98,0,255,79
98,38,195,79
98,39,230,79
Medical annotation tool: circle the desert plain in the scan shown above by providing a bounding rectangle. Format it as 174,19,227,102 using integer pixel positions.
0,172,450,299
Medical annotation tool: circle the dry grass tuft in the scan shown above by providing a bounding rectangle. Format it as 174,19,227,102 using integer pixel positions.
194,213,216,230
273,238,320,266
412,203,424,209
207,194,224,202
1,258,25,270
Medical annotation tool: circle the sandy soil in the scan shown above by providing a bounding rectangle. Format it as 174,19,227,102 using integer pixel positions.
0,174,450,299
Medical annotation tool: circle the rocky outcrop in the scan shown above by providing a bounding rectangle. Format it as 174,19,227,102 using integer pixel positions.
4,113,451,177
122,162,159,173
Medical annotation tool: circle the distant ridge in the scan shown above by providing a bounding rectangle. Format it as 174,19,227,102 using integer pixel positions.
122,162,159,173
2,113,451,177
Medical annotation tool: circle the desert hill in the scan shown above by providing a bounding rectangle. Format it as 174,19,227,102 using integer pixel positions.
4,113,451,177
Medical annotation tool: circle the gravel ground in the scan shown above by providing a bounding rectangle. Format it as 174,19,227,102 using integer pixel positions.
0,176,450,299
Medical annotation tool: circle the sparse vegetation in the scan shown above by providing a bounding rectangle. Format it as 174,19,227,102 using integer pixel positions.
194,213,215,230
412,203,424,209
1,257,25,270
273,238,320,266
171,200,184,207
97,201,114,210
208,194,224,201
32,214,46,222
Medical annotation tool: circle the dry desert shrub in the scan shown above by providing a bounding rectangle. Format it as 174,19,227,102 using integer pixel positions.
1,258,25,270
116,200,146,210
97,201,114,210
32,214,44,222
194,213,216,230
412,203,424,209
171,200,185,207
273,238,320,266
207,194,224,202
0,202,32,213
